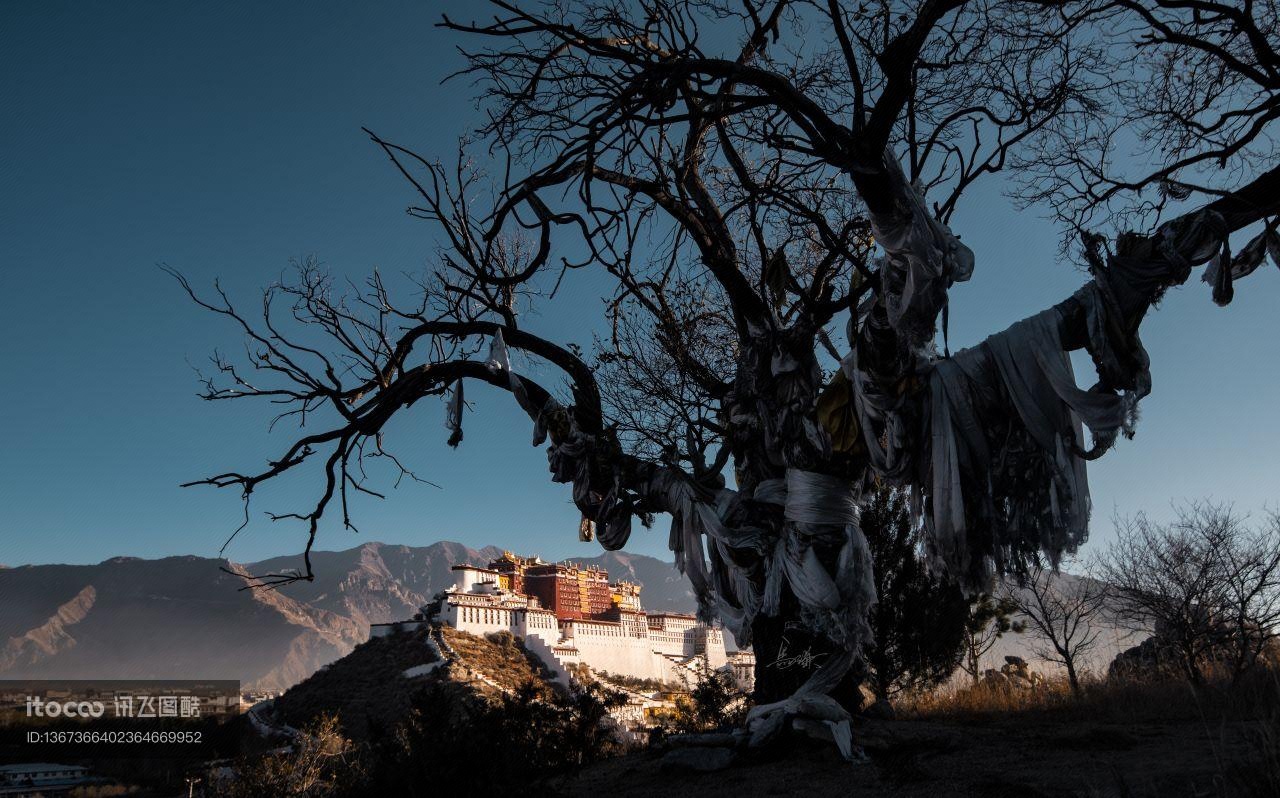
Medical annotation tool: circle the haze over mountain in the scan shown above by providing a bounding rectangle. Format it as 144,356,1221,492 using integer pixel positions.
0,541,697,689
0,540,1133,691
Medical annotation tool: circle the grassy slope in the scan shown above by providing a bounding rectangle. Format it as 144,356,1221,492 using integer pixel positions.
272,626,557,741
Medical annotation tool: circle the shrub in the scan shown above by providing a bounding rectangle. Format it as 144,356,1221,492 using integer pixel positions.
672,662,750,733
365,678,628,792
862,485,969,698
222,714,365,797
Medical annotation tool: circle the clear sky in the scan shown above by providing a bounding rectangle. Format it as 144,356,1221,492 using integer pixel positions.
1,2,1276,571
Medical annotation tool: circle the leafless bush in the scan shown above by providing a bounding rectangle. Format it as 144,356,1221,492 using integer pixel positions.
224,714,364,798
1003,561,1109,695
1094,503,1280,688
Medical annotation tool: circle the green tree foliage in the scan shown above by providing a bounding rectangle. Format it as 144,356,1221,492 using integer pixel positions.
861,486,968,699
673,662,750,733
960,594,1026,684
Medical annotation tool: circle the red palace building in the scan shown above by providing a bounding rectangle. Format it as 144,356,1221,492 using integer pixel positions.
489,552,613,620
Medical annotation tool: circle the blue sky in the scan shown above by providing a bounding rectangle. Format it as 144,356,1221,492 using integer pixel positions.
1,2,1276,571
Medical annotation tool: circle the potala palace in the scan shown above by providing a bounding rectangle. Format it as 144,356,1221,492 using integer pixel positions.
372,551,754,689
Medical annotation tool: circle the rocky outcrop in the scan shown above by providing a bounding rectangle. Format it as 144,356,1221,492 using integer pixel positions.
982,655,1045,690
0,585,96,669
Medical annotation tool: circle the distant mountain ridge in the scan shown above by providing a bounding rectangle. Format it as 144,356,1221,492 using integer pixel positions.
0,541,695,690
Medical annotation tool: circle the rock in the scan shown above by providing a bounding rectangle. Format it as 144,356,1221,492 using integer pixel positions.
982,669,1010,688
856,720,963,754
661,746,737,772
854,727,893,753
993,656,1043,689
1108,636,1182,681
863,699,895,721
793,717,837,745
667,732,739,748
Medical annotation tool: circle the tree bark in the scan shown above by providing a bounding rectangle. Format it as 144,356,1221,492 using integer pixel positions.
1065,659,1080,697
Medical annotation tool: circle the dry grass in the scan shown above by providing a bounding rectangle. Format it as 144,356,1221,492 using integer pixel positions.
893,666,1280,797
273,626,563,742
438,627,559,696
899,665,1280,726
1218,675,1280,798
273,627,439,740
899,675,1196,723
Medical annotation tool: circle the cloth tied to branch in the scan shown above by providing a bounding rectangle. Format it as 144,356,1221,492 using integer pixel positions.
745,649,859,761
841,180,1280,590
867,153,975,350
1200,218,1280,306
922,306,1133,587
641,470,763,642
444,380,465,448
486,329,556,445
740,470,873,761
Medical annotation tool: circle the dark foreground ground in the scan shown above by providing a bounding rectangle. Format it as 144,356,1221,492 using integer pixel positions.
549,714,1275,798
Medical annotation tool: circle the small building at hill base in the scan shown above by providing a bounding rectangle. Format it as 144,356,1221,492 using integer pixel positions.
0,763,91,796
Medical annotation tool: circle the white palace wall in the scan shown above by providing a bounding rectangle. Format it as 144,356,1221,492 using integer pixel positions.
559,619,672,682
439,590,726,684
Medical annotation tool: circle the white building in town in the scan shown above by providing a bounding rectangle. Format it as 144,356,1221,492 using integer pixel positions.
0,763,91,796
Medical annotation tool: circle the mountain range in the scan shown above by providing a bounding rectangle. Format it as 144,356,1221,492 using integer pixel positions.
0,541,697,690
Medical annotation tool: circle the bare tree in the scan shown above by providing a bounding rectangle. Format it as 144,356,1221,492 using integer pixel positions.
1217,512,1280,681
1003,561,1108,695
1020,0,1280,248
1095,503,1280,688
173,0,1280,756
